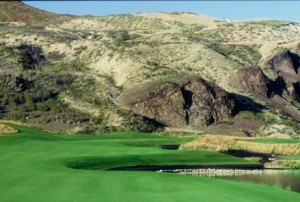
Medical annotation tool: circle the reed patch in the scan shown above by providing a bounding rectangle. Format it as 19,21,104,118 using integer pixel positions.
0,123,18,134
180,135,300,155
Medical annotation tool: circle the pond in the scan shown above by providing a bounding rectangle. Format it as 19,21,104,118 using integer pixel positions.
223,170,300,193
159,168,300,193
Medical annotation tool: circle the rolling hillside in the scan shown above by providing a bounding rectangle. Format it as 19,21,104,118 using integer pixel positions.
0,1,300,137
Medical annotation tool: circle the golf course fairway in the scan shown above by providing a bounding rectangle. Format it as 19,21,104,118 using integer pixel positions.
0,124,299,202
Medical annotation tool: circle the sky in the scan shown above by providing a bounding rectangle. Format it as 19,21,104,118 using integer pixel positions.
25,1,300,23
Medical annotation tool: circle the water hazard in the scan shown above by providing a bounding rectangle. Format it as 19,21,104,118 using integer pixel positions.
224,170,300,193
159,168,300,193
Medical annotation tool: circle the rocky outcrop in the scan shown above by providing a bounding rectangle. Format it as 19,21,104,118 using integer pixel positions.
236,67,272,98
237,51,300,102
118,76,235,128
269,50,300,83
235,51,300,121
269,50,300,101
181,77,235,126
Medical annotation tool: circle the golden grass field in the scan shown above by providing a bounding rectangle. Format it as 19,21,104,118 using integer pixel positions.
0,123,18,134
180,134,300,155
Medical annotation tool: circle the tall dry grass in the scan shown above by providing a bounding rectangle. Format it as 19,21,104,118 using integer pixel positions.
180,135,300,156
265,160,300,169
0,123,18,134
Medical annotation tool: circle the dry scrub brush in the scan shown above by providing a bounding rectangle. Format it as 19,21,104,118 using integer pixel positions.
180,134,300,156
0,123,18,134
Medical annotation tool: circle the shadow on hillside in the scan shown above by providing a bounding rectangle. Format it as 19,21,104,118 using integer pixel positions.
229,93,267,116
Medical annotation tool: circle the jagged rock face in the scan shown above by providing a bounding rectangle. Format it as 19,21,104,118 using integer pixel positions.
237,51,300,102
292,82,300,101
236,67,271,98
269,50,300,101
269,50,300,83
235,54,300,121
122,82,186,127
182,77,235,126
118,76,235,127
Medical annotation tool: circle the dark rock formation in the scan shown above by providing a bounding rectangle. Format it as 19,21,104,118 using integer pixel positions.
237,51,300,102
119,82,187,127
271,75,288,98
236,67,272,98
269,50,300,101
235,50,300,121
118,76,235,127
181,77,235,126
292,82,300,101
269,50,300,83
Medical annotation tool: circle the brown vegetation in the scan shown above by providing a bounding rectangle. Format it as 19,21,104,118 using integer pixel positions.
180,134,300,155
0,1,72,24
265,160,300,169
0,123,17,134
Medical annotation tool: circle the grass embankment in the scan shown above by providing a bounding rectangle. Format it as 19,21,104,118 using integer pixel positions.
181,134,300,156
0,124,299,202
265,156,300,169
265,160,300,169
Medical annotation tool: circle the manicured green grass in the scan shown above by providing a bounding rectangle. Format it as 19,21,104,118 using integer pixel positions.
282,156,300,160
0,124,299,202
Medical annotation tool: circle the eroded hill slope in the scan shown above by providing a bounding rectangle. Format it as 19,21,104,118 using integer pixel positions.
0,1,300,136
